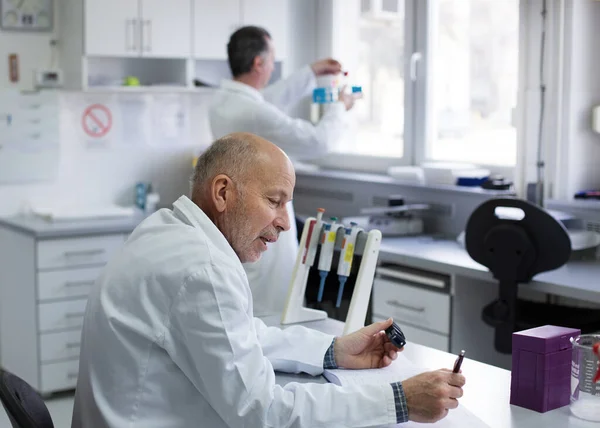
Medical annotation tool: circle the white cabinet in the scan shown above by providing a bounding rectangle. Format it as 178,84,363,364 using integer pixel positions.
0,222,130,394
193,0,240,60
85,0,140,57
140,0,192,58
193,0,288,60
84,0,191,59
60,0,288,89
241,0,288,60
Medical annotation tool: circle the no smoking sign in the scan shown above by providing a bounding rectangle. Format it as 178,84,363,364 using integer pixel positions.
82,104,112,138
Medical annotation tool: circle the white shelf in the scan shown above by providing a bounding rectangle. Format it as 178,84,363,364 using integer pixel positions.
82,86,215,94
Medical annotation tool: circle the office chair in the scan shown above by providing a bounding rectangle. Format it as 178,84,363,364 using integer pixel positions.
0,368,54,428
465,198,600,354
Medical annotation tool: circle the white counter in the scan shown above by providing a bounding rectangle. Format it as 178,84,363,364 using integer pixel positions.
263,316,599,428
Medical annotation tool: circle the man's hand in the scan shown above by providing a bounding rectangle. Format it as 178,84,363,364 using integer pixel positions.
333,318,403,369
311,58,342,76
338,87,357,111
402,369,466,423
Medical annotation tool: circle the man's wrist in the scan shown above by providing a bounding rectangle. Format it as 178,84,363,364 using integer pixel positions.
391,382,409,423
323,337,339,369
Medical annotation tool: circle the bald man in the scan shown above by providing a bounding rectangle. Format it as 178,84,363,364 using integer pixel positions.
72,133,465,428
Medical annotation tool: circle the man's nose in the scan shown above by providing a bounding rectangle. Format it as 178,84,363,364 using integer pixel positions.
274,205,291,232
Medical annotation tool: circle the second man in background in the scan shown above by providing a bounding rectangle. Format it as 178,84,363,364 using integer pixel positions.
209,26,356,316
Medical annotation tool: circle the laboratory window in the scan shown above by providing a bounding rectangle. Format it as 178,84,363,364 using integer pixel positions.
324,0,522,171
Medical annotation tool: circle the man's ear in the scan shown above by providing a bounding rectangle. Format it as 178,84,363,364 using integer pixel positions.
252,55,264,73
211,174,233,213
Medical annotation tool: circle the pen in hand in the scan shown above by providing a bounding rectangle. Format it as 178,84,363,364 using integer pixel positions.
453,350,466,373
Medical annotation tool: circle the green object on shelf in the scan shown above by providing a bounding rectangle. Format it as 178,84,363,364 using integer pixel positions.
124,76,140,86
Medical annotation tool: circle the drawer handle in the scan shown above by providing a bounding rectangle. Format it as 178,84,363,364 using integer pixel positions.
64,280,95,288
386,299,426,313
65,342,81,349
65,312,86,319
63,249,105,258
67,372,78,380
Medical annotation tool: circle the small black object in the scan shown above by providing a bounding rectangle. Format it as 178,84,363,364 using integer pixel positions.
574,190,600,200
385,322,406,348
453,350,466,373
481,175,513,191
388,195,405,207
192,79,216,88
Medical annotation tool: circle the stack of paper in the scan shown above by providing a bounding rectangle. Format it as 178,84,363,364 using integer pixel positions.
323,356,489,427
323,354,422,386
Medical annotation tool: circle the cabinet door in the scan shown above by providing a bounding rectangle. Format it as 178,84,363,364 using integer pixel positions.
85,0,140,57
193,0,241,59
241,0,288,60
140,0,192,58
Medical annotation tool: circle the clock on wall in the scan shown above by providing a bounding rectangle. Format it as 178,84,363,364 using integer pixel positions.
1,0,53,31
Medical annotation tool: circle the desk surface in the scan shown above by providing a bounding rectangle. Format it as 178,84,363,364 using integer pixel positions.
379,236,600,304
0,213,146,238
265,316,597,428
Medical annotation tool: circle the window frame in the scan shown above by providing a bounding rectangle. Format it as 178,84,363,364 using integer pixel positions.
414,0,525,181
311,0,417,172
312,0,529,180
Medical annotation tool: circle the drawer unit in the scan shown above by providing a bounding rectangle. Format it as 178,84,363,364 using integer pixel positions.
37,235,124,270
373,316,450,352
38,299,88,333
373,277,451,334
37,267,102,301
39,330,82,363
40,359,79,393
373,264,452,352
0,218,136,394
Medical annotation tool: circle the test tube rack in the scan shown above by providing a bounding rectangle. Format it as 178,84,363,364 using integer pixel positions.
281,210,382,335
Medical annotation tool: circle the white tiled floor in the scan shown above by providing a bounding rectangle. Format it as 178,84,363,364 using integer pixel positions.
0,392,74,428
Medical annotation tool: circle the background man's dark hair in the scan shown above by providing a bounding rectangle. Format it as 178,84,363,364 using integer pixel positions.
227,26,272,77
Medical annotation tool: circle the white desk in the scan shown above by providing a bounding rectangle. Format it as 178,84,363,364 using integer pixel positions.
263,316,598,428
379,236,600,305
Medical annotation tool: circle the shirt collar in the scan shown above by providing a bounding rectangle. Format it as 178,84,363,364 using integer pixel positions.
172,195,241,264
219,79,264,102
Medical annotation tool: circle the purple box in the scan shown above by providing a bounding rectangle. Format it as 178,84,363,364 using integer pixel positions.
510,325,580,413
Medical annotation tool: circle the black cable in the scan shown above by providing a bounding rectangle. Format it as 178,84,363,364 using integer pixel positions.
537,0,548,192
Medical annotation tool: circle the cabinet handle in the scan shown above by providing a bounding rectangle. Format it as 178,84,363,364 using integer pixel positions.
64,280,95,288
386,299,426,313
131,19,138,51
126,19,139,51
143,20,152,52
65,342,81,349
67,372,79,379
125,19,131,51
63,249,105,258
65,312,86,319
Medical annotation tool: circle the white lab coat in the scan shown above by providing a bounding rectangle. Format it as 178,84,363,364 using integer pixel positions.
71,196,397,428
209,66,349,315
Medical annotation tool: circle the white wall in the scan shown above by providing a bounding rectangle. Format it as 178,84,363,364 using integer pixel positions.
559,0,600,198
0,0,320,217
500,0,600,202
0,92,213,216
0,2,58,92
